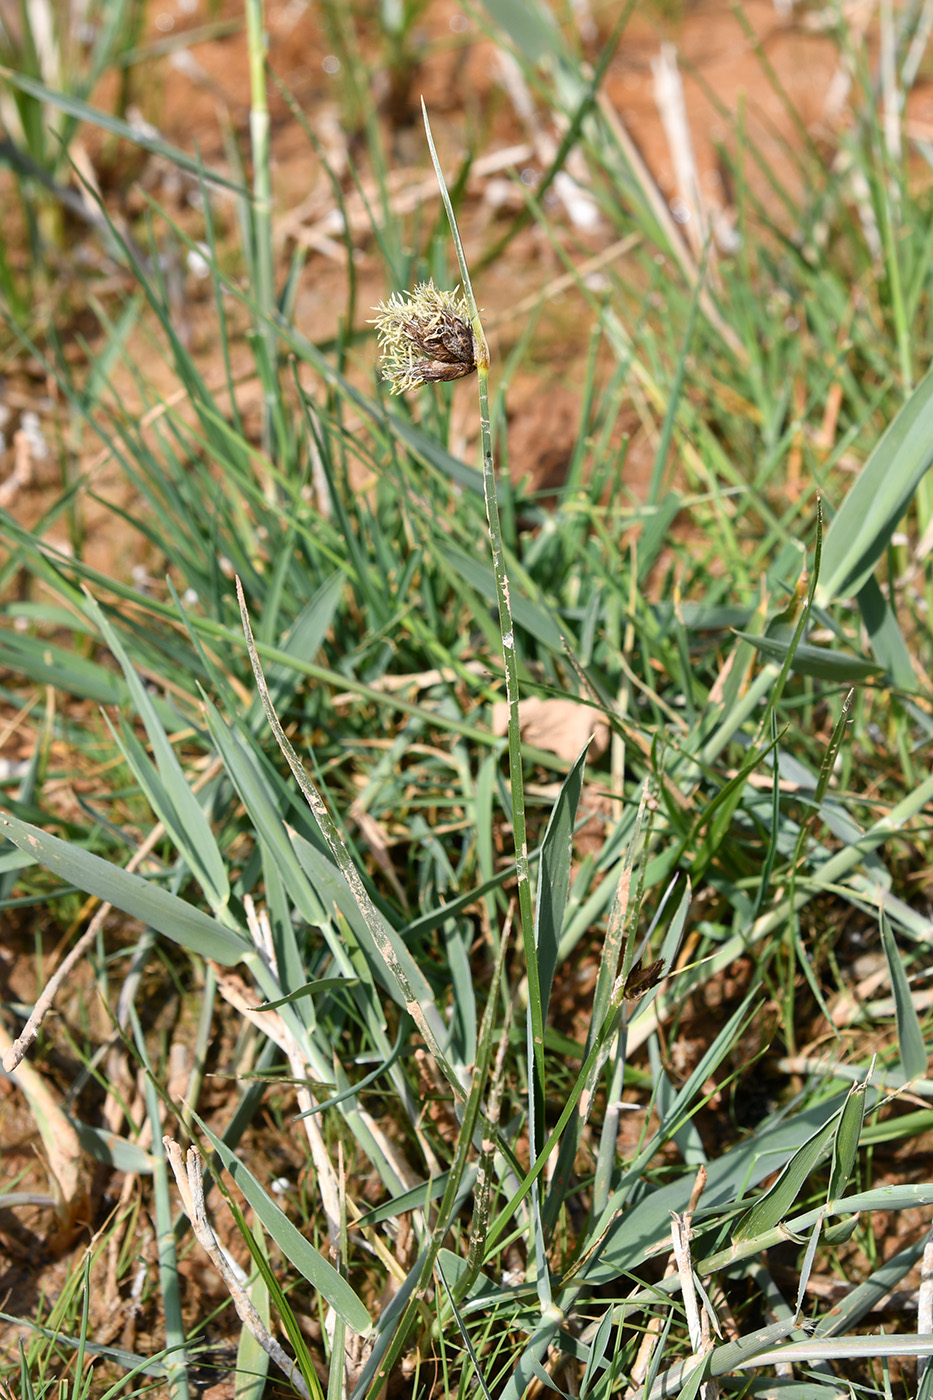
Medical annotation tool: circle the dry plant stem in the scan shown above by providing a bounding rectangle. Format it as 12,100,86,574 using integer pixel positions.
485,234,640,333
208,956,423,1195
279,142,534,253
0,1019,83,1218
628,1248,679,1389
919,1221,933,1386
594,91,742,358
241,898,342,1248
671,1210,717,1400
651,43,707,261
244,0,276,462
672,1213,703,1352
163,1136,311,1400
619,1175,700,1388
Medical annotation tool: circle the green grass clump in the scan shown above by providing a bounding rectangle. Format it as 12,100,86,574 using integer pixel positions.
2,2,933,1398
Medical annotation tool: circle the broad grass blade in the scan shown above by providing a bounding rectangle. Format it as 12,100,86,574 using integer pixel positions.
733,1106,840,1243
735,1335,933,1368
812,1233,928,1337
435,542,565,651
733,632,881,681
194,1115,371,1334
2,628,131,705
0,811,247,964
857,574,921,692
258,572,346,712
816,365,933,604
828,1072,870,1200
201,701,328,929
881,911,928,1079
85,593,230,913
534,743,587,1021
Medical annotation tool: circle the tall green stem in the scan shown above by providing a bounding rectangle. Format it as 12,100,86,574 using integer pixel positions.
244,0,276,464
421,103,544,1118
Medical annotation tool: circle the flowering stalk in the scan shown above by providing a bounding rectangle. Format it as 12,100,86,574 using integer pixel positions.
244,0,277,468
373,105,544,1160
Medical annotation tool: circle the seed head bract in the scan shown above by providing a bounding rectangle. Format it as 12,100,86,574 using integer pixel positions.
371,280,477,394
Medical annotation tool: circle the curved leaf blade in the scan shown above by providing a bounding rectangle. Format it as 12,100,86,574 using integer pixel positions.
0,811,247,964
195,1114,372,1335
817,366,933,604
733,633,881,681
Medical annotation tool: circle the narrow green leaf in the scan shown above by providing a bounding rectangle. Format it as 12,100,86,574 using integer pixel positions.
736,1335,933,1368
0,1314,168,1379
478,0,560,61
495,1305,566,1400
234,1229,270,1400
435,542,564,650
857,575,923,692
0,847,35,875
0,63,245,193
579,1308,614,1400
201,700,328,929
822,1214,860,1245
812,1232,928,1337
84,592,230,911
733,632,880,681
253,976,358,1011
827,1072,870,1200
0,627,129,704
817,365,933,604
70,1120,157,1175
881,911,927,1079
356,1173,452,1228
226,1197,323,1400
260,571,345,708
534,744,587,1020
289,828,435,1012
194,1114,372,1334
643,1321,801,1400
733,1106,841,1242
580,994,766,1282
0,810,247,964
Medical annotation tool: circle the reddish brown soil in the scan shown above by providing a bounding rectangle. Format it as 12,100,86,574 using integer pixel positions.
3,0,914,564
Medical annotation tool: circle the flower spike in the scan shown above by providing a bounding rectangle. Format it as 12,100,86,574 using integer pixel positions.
371,280,477,394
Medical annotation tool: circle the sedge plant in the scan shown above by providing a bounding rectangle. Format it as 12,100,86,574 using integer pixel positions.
5,5,933,1398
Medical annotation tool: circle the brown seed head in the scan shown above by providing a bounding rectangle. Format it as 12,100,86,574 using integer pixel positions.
371,281,477,394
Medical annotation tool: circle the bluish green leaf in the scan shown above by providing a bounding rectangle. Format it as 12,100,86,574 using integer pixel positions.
435,542,564,650
828,1072,870,1201
534,743,587,1020
85,592,230,911
733,632,880,681
881,912,927,1079
817,365,933,603
194,1114,372,1334
0,63,245,192
733,1107,841,1242
0,810,247,964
